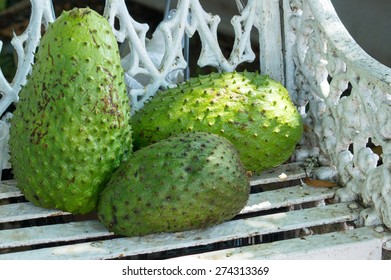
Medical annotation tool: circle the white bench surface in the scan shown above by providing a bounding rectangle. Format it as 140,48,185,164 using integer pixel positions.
1,163,390,260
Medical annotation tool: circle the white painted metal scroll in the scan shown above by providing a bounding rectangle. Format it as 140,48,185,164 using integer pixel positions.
0,0,55,170
290,0,391,229
105,0,266,112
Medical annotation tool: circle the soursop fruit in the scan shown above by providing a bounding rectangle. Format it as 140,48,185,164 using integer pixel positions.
97,132,250,237
9,8,132,214
132,71,303,173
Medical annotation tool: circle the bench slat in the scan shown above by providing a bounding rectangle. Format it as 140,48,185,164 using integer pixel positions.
178,226,391,260
0,220,112,249
0,202,70,223
0,162,310,201
0,183,335,224
0,202,361,260
0,185,336,249
241,185,336,214
250,162,308,185
0,180,21,200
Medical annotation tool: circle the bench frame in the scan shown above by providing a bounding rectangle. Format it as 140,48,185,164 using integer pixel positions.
0,0,391,259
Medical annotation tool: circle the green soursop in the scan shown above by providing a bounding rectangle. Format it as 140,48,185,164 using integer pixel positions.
132,71,303,173
97,132,250,237
10,8,132,214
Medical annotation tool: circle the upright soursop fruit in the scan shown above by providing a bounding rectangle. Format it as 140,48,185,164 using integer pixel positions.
132,71,303,173
10,8,132,214
97,132,250,237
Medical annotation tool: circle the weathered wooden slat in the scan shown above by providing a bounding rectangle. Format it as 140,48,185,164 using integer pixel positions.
0,180,21,200
0,185,335,250
0,162,315,225
241,184,336,214
0,182,331,225
0,202,70,224
0,202,361,259
178,226,391,260
250,162,308,186
0,162,309,199
0,163,307,201
0,220,112,249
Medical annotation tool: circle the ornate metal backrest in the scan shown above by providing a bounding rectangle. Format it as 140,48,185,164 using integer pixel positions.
291,0,391,229
0,0,390,229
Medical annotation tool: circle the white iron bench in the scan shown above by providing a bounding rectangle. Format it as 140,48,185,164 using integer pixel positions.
0,0,390,259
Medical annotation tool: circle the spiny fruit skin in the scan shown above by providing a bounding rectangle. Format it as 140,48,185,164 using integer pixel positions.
132,71,303,173
97,132,250,237
10,8,132,214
